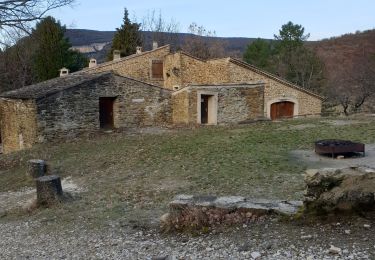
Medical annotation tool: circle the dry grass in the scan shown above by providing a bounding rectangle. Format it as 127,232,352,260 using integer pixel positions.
1,116,375,228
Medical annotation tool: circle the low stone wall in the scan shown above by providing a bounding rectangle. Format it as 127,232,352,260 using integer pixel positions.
304,166,375,213
162,195,302,231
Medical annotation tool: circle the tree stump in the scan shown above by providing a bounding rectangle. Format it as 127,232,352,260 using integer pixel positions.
36,175,63,206
27,159,47,178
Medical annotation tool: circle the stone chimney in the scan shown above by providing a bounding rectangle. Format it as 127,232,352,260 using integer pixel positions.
59,67,69,77
152,41,158,50
113,50,121,61
136,46,142,54
89,58,97,68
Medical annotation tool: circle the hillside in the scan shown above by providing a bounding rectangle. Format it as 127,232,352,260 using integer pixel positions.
308,30,375,81
65,29,259,62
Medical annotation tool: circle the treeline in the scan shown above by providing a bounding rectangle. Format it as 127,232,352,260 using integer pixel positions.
243,22,375,114
0,17,87,93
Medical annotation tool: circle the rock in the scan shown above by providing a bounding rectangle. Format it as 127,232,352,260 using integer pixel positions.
238,244,250,252
251,251,261,259
301,235,313,240
345,230,351,234
304,167,375,213
363,224,371,229
328,245,342,255
152,256,174,260
160,213,170,224
0,209,7,218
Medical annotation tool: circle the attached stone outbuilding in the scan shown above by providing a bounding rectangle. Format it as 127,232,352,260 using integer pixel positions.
172,83,265,126
0,72,171,154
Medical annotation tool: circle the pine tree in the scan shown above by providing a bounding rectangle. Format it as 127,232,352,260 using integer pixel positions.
108,8,142,60
32,16,87,82
243,38,273,72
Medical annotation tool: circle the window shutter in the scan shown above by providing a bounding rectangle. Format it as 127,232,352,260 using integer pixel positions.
152,60,163,79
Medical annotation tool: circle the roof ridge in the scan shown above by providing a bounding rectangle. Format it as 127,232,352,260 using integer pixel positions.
75,45,171,75
178,51,207,62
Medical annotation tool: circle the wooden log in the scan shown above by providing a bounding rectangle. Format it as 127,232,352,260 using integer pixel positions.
36,175,63,206
27,159,47,178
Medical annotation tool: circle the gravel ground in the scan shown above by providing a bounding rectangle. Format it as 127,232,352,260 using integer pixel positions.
290,144,375,170
0,215,374,259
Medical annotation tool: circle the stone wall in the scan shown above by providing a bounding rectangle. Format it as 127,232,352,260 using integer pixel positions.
36,74,172,142
228,62,322,118
164,52,183,90
164,54,230,90
172,90,190,125
172,84,264,126
0,98,38,153
86,46,170,87
166,53,321,118
85,48,322,119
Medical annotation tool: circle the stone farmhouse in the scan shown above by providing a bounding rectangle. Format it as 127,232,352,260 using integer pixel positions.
0,43,323,154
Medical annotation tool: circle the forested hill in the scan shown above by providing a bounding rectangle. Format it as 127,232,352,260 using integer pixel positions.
65,29,260,61
308,30,375,81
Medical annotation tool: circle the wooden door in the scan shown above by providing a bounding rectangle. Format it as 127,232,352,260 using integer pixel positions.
99,97,115,129
270,101,294,120
201,95,209,124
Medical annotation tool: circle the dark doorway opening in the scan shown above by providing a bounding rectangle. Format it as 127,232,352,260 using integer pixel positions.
99,97,116,129
201,95,209,124
271,101,294,120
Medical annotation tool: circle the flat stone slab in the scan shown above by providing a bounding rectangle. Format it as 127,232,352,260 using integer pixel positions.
170,195,302,216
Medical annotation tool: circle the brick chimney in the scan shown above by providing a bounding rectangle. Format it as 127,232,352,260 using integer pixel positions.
113,50,121,61
136,46,142,54
59,67,69,77
152,41,158,50
89,58,97,68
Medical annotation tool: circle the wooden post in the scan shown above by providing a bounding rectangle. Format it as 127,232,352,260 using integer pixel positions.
36,175,63,206
27,159,47,178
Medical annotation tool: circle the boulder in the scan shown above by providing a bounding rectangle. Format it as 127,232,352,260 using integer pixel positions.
304,166,375,213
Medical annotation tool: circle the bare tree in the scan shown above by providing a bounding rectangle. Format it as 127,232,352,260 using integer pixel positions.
141,10,180,50
0,37,35,93
0,0,75,46
327,53,375,115
182,22,226,60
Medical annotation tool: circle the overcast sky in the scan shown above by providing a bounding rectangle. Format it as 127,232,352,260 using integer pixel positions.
50,0,375,40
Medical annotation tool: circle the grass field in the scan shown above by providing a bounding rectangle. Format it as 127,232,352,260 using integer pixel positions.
1,117,375,228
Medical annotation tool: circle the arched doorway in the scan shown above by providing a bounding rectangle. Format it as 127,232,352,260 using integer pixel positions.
270,101,295,120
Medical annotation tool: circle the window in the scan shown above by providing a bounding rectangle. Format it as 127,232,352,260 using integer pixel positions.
152,60,163,79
